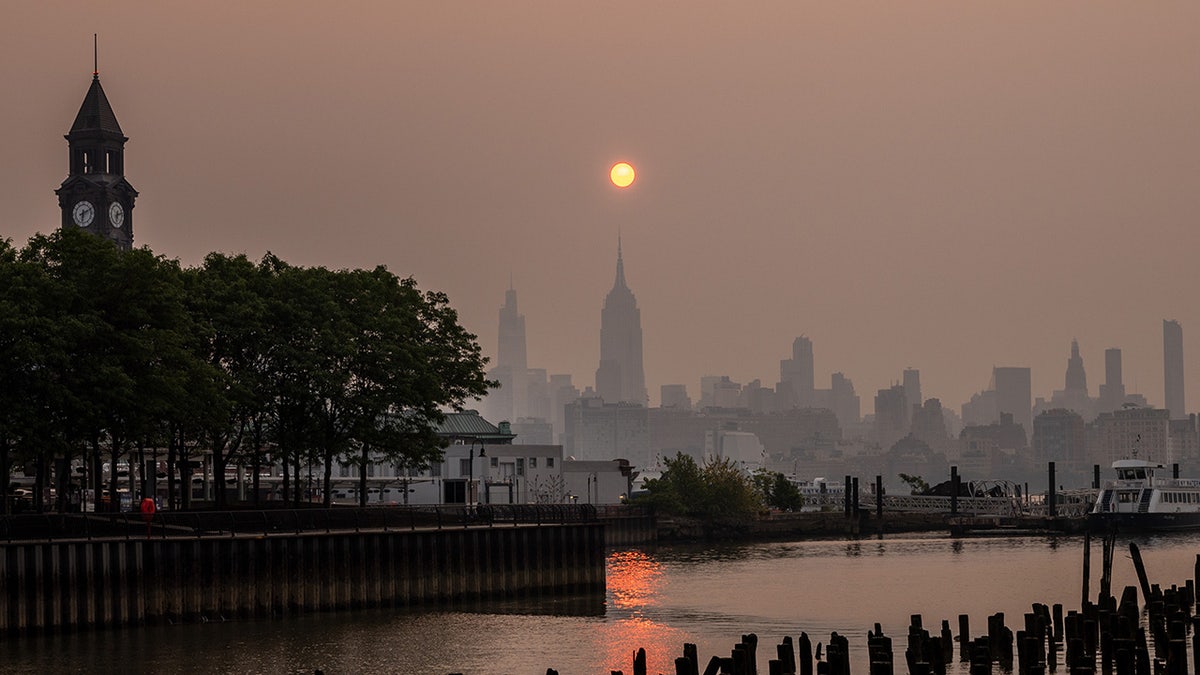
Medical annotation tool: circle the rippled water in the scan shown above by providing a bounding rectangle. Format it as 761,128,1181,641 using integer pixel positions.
6,531,1199,674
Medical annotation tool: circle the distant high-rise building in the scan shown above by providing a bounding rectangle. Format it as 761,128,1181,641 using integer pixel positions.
660,384,692,410
563,397,650,467
595,239,647,405
1097,348,1126,414
874,384,908,449
991,367,1032,440
830,372,861,428
1164,319,1185,419
498,286,527,372
1050,340,1093,418
902,369,921,425
548,374,580,445
1064,339,1087,396
485,285,529,424
779,337,815,407
910,398,951,455
1032,409,1087,471
1094,406,1170,465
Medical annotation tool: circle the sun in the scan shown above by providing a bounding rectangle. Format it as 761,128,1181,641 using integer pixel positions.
610,161,636,188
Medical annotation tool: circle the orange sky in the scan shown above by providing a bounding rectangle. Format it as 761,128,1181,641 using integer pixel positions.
4,2,1200,413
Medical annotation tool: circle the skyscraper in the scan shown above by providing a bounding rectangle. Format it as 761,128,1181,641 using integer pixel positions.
1064,339,1087,396
485,285,528,424
1164,319,1185,419
779,337,815,407
1097,347,1126,414
902,368,922,421
992,366,1032,441
595,239,647,405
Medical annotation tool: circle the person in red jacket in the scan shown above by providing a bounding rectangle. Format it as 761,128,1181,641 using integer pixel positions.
139,497,156,539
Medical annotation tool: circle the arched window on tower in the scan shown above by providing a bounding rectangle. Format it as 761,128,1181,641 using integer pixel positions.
82,151,91,174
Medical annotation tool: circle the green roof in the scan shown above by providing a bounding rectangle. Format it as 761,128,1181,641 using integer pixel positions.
436,411,515,442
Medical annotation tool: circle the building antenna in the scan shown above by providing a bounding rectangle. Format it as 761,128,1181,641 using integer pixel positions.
93,33,98,77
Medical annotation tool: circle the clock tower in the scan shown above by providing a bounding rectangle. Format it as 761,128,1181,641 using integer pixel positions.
55,68,137,250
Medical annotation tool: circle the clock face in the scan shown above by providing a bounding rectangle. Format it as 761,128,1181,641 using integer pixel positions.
72,201,95,227
109,202,125,228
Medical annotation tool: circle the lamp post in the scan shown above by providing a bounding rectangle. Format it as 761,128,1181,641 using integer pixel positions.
467,439,486,506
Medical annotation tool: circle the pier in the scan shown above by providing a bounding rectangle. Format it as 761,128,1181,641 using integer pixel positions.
0,505,607,635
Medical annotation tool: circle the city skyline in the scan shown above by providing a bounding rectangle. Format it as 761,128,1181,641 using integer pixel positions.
4,4,1200,412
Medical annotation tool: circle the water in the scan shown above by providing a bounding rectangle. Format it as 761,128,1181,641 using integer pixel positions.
5,531,1199,674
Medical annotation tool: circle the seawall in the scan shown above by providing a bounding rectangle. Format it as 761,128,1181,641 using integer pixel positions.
0,523,606,635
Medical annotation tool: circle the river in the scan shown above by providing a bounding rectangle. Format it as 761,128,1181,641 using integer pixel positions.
5,531,1199,674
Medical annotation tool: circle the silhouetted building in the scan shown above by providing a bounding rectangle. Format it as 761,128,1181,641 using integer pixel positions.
548,374,580,445
883,436,948,490
1168,416,1200,470
957,412,1029,481
57,68,137,250
1049,340,1094,419
910,398,952,455
1097,348,1126,415
1164,319,1185,419
874,385,908,449
779,337,815,407
595,239,647,405
902,369,921,425
484,286,528,425
1093,406,1169,465
829,372,861,428
1064,339,1087,394
1032,409,1087,473
660,384,691,410
647,407,841,468
993,367,1032,443
961,389,998,427
563,397,650,468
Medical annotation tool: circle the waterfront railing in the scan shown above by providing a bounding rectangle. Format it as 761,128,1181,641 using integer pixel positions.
0,503,625,543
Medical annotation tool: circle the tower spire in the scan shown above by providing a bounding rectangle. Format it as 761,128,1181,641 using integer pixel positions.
614,233,627,289
93,33,98,77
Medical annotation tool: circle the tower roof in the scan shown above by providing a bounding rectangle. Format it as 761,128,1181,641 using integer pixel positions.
612,236,628,291
69,75,124,137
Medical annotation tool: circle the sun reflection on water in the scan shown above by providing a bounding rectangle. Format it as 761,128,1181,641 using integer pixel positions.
603,549,689,672
608,549,665,612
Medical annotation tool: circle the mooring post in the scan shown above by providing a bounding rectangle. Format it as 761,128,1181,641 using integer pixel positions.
1048,462,1056,519
958,614,970,661
1130,544,1152,608
1082,529,1091,608
798,632,813,675
950,466,959,517
875,475,883,520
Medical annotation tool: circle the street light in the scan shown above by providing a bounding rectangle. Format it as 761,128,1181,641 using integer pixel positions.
467,439,486,506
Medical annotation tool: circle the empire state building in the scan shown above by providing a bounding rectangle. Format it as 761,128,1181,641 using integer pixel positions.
595,240,647,405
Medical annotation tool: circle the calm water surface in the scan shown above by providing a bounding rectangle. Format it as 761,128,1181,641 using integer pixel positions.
6,531,1200,674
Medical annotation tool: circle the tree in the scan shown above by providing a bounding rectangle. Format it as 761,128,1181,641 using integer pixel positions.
899,473,930,495
638,453,763,520
753,470,804,511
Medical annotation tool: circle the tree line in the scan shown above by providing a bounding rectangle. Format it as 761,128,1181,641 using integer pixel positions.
0,229,492,513
637,452,804,520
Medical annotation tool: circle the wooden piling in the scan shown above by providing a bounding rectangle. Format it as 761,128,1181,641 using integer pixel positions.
1127,544,1153,613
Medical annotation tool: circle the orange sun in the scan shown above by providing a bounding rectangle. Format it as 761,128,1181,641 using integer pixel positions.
610,161,636,188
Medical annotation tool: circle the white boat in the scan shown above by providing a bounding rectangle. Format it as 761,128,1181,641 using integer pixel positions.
1090,457,1200,531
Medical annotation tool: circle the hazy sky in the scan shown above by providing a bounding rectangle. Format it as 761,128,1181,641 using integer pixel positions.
4,3,1200,413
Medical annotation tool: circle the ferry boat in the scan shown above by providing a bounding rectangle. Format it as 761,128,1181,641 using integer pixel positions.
1090,457,1200,531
